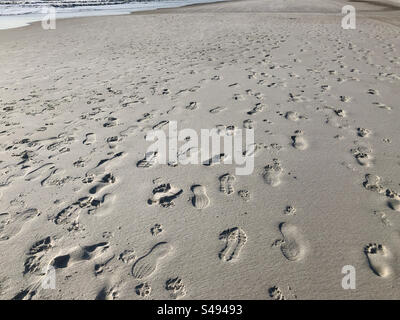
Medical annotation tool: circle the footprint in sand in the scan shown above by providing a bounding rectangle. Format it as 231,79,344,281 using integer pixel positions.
103,117,118,127
151,223,163,236
279,222,306,262
284,205,296,216
367,89,379,95
87,193,116,217
165,277,186,299
247,103,264,115
86,152,125,177
210,106,226,114
96,285,119,300
351,146,373,167
12,281,42,300
191,185,210,209
243,143,263,157
291,130,308,150
131,242,172,279
219,227,247,262
334,108,346,118
53,203,80,225
203,153,229,166
137,151,159,168
24,236,54,274
137,113,153,123
40,168,70,187
0,208,40,241
364,243,393,277
54,193,115,225
83,133,96,145
177,146,199,164
106,136,119,149
388,199,400,212
119,125,139,138
24,163,55,181
373,102,391,110
320,85,331,92
363,174,385,193
238,190,250,202
216,125,238,136
269,286,285,300
119,249,136,264
51,242,110,269
243,119,254,129
263,159,283,187
148,183,183,208
94,254,115,276
340,95,351,103
219,173,235,195
357,128,371,138
152,120,169,131
135,283,151,297
185,101,198,111
285,111,300,121
89,173,116,194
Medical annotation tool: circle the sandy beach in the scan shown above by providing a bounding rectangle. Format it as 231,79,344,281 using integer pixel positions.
0,0,400,300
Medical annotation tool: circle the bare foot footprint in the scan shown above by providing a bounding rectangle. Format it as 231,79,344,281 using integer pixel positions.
191,185,210,209
219,227,247,262
219,174,235,195
351,146,373,167
364,243,393,277
279,222,306,261
363,174,385,193
291,130,308,150
263,159,282,187
131,242,172,279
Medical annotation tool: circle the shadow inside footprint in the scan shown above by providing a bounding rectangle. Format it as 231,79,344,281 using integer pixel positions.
191,185,210,209
52,254,70,269
364,243,393,277
279,222,306,262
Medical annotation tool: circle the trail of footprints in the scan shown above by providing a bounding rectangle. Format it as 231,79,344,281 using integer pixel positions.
5,159,364,300
2,24,399,299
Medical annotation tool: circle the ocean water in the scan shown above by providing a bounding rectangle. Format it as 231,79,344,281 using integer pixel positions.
0,0,223,29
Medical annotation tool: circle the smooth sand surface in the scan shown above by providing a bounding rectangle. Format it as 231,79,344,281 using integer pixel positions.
0,0,400,299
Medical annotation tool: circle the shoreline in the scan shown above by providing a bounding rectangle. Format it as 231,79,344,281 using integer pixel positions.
0,0,231,31
1,0,400,33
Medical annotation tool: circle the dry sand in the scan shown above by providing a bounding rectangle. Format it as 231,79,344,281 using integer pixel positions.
0,0,400,300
